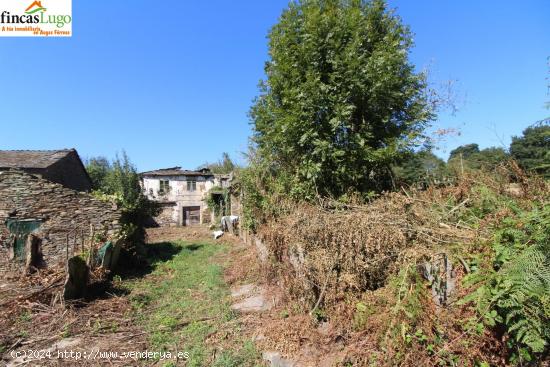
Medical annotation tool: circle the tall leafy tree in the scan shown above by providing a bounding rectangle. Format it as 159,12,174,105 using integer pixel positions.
393,150,448,186
475,147,509,169
510,121,550,178
250,0,435,198
85,156,111,190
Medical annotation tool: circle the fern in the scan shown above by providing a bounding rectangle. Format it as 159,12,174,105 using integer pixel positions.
464,203,550,361
497,240,550,353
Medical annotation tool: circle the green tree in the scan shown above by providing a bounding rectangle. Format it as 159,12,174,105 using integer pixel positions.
85,156,111,190
86,152,160,245
105,152,142,207
475,147,509,169
250,0,434,198
510,121,550,178
87,152,143,204
393,150,448,186
448,144,509,172
448,144,480,162
202,152,236,174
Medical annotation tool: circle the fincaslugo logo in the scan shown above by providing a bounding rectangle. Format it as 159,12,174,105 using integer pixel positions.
0,0,72,37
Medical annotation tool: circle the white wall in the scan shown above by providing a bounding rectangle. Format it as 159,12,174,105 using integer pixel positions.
142,175,216,225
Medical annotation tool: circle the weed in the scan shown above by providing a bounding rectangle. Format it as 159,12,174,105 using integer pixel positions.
61,323,71,338
18,310,31,323
17,331,28,338
311,308,327,323
353,301,375,330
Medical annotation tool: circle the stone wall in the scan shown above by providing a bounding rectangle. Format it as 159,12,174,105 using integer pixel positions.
155,203,178,226
0,170,121,276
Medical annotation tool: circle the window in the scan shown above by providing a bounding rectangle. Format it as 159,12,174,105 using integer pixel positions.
187,180,197,191
159,180,170,194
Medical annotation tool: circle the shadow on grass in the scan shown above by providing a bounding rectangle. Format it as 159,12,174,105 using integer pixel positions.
148,241,184,263
184,243,204,252
116,242,204,280
84,281,131,302
75,242,206,305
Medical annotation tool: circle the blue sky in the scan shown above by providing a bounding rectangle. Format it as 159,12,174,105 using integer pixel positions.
0,0,548,171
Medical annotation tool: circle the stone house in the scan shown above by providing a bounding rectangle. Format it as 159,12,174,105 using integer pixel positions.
0,170,121,277
140,167,231,226
0,149,92,192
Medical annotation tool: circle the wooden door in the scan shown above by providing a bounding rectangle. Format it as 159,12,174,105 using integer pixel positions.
182,206,201,226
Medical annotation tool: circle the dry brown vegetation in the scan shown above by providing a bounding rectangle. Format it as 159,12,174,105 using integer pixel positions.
240,163,549,366
0,267,145,366
260,190,475,307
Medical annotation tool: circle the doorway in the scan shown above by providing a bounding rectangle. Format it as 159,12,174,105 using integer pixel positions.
182,206,201,226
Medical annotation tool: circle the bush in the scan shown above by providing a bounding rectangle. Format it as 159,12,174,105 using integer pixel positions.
206,186,230,218
87,152,161,262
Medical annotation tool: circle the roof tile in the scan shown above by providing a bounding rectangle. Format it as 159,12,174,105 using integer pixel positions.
0,149,74,169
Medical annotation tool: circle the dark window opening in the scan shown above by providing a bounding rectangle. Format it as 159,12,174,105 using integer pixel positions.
159,179,170,194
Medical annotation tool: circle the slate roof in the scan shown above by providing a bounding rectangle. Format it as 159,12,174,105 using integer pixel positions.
0,149,75,169
140,167,213,177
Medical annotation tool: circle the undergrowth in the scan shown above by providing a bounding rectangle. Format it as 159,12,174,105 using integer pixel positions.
462,202,550,364
244,163,549,366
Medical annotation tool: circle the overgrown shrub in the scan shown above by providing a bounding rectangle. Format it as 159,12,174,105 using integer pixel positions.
206,186,231,219
87,152,161,264
259,189,476,309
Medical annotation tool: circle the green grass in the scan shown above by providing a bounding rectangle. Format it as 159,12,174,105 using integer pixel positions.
121,240,262,366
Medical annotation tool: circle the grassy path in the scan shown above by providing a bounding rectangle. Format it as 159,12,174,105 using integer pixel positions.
119,240,261,367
